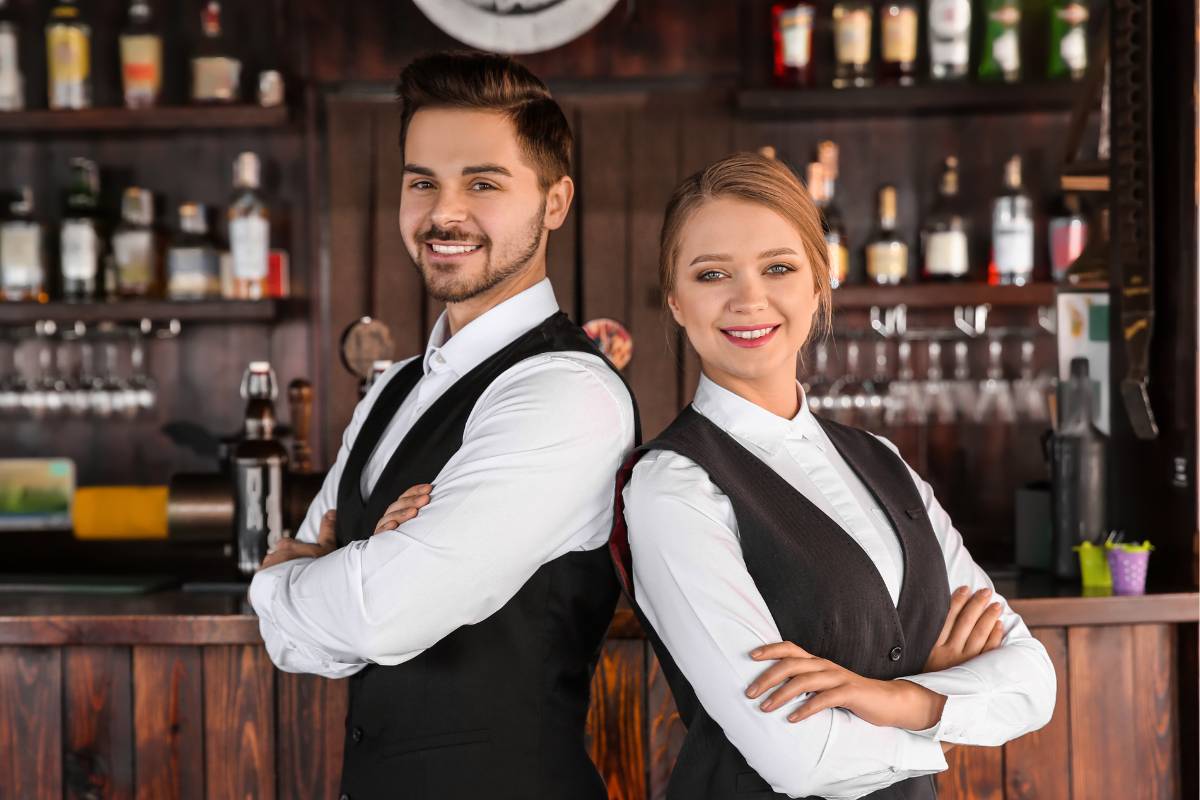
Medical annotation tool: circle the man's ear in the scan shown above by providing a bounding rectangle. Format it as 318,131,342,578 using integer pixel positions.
543,176,575,231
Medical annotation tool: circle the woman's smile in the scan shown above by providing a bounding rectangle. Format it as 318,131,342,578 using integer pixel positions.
720,324,781,348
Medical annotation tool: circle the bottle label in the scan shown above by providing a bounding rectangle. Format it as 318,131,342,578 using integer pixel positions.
1,224,42,290
929,0,971,66
113,229,155,288
231,216,269,280
61,220,98,280
990,27,1021,74
168,247,219,298
834,9,871,67
925,230,969,276
779,7,814,68
1060,25,1087,73
1049,218,1087,281
0,28,21,110
882,8,918,64
827,240,849,286
47,25,90,107
120,35,162,94
993,221,1034,274
192,56,241,102
867,241,909,281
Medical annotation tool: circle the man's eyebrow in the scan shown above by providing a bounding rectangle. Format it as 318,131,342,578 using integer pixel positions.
462,164,513,177
688,253,733,266
403,164,434,176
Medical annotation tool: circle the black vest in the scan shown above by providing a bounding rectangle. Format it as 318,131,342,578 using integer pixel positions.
335,311,640,800
611,407,949,800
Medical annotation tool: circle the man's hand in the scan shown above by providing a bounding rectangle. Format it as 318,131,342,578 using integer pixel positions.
923,586,1005,673
746,642,946,731
260,509,337,569
372,484,433,534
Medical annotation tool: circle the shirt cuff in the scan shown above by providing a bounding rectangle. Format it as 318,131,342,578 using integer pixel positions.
897,728,949,773
897,672,990,742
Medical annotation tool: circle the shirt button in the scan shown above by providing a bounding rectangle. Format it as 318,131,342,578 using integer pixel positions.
889,645,903,662
351,726,364,743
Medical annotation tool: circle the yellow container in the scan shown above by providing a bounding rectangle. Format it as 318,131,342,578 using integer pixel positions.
72,486,168,540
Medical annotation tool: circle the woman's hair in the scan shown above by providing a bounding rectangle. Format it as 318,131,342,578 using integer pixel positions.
658,152,832,342
397,51,573,191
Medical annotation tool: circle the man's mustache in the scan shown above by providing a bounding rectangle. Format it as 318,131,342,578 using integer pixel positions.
419,226,490,246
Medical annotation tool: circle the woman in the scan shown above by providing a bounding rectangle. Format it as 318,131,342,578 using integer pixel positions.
609,153,1056,800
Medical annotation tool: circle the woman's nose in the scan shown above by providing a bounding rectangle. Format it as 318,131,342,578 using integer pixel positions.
728,278,769,313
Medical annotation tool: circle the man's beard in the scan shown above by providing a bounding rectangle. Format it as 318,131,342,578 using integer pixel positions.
413,200,546,304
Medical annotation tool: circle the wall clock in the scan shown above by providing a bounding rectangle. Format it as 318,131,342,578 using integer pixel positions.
413,0,622,54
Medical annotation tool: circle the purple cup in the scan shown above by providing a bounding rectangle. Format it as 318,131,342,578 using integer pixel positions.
1106,549,1150,596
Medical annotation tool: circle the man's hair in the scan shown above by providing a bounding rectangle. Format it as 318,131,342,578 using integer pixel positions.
398,51,573,190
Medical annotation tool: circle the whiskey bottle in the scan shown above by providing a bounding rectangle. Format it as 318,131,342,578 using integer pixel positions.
879,1,919,86
927,0,970,81
191,1,240,103
166,203,220,299
772,2,817,88
60,158,102,301
0,0,23,111
119,0,161,108
921,156,970,281
46,0,91,110
0,188,46,302
832,1,873,88
865,185,909,285
228,152,270,300
112,187,160,298
988,155,1034,286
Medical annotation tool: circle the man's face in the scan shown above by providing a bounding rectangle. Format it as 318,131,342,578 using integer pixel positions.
400,108,568,304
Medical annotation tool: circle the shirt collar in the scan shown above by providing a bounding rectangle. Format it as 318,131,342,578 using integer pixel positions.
691,373,828,456
422,278,560,377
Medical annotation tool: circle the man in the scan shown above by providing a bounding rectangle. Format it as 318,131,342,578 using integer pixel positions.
248,52,638,800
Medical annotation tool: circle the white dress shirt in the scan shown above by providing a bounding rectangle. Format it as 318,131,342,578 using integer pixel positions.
248,278,636,679
623,374,1056,800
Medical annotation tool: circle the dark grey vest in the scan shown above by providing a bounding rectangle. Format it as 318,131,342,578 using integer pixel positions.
335,311,640,800
611,406,949,800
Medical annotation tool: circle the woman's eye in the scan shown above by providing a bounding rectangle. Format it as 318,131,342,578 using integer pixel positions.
697,270,726,282
766,263,794,274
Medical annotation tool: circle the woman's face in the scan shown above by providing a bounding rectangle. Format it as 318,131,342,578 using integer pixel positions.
668,197,820,391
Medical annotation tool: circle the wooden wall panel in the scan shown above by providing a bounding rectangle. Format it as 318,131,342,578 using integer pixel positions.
63,646,134,800
1067,625,1139,799
549,103,582,319
1003,627,1070,800
937,744,1004,800
1131,624,1180,799
202,645,276,800
0,646,63,800
587,640,648,800
579,104,632,326
276,672,349,800
133,645,205,800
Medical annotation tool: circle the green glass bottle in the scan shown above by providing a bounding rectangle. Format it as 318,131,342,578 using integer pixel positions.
1048,1,1089,80
978,0,1021,83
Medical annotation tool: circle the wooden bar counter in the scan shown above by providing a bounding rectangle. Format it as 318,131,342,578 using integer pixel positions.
0,581,1195,800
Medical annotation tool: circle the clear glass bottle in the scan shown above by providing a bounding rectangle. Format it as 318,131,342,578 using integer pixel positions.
927,0,971,81
112,187,160,298
166,203,220,300
1,188,46,302
922,156,970,281
228,152,270,300
866,184,908,285
46,0,91,110
772,2,817,88
879,1,919,86
1048,193,1087,283
988,155,1035,286
1048,0,1089,81
832,1,874,88
60,157,102,301
0,0,24,111
191,1,240,104
978,0,1021,83
119,0,161,109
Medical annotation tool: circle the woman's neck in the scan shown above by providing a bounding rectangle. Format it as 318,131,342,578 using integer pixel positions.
703,365,801,420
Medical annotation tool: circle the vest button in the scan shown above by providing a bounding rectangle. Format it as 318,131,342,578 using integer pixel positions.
351,726,364,743
340,794,351,800
889,645,903,661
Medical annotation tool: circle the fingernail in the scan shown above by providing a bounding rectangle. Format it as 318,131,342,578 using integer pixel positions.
746,687,757,698
750,647,763,657
954,587,968,596
788,713,800,722
760,700,774,712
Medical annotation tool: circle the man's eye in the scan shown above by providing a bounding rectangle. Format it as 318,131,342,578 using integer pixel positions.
470,182,497,192
409,180,434,190
697,270,726,282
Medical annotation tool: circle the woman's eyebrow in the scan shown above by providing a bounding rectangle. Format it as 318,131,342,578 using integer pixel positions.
758,247,798,259
688,253,733,266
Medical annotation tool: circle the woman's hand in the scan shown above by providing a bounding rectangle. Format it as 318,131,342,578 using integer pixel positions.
923,586,1005,673
746,642,945,731
261,509,337,569
372,484,433,534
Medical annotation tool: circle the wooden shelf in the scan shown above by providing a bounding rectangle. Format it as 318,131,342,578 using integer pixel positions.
831,282,1057,309
0,105,290,134
737,82,1087,119
0,299,287,325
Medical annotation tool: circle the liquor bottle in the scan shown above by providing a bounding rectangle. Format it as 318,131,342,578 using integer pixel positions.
988,155,1034,286
166,203,220,299
228,152,270,300
60,158,102,301
921,156,970,281
0,188,46,302
832,1,873,88
46,0,91,110
119,0,161,109
233,361,289,576
978,0,1021,83
879,1,919,86
191,1,240,104
772,2,817,88
865,184,908,285
112,187,160,298
812,142,849,288
1048,0,1089,81
0,0,23,111
927,0,971,81
1049,357,1107,579
1048,193,1087,283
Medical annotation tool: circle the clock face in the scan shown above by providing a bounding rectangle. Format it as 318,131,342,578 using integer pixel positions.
414,0,622,54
